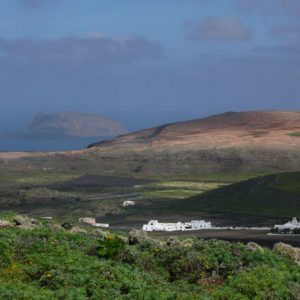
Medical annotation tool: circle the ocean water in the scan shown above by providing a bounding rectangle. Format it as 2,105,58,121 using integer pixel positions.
0,137,104,152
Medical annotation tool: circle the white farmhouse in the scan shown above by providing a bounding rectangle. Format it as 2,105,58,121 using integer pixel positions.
185,220,212,230
143,219,212,232
123,201,135,207
143,220,184,232
274,217,300,230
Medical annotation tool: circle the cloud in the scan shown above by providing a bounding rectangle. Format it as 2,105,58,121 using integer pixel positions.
265,22,300,54
0,34,164,65
185,17,253,41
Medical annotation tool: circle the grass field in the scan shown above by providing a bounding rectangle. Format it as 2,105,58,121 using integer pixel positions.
138,181,225,199
181,172,300,220
99,172,300,228
0,170,82,186
288,132,300,137
0,168,299,228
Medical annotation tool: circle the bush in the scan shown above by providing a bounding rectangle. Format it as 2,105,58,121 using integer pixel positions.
155,240,246,283
213,266,293,299
61,221,73,230
97,234,126,259
0,223,299,299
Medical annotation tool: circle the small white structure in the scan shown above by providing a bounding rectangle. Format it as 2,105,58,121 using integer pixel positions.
79,217,109,228
274,217,300,230
94,223,109,228
185,220,212,230
143,220,212,232
123,200,135,207
41,217,53,220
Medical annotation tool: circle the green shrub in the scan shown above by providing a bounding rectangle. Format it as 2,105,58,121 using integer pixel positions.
288,132,300,137
61,221,73,230
97,234,126,259
0,224,299,299
213,266,294,300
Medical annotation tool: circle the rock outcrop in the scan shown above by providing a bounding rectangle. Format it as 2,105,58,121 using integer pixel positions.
94,228,110,240
273,242,300,265
180,238,194,248
246,242,263,252
128,229,164,248
166,236,180,246
128,229,149,245
13,215,41,229
0,220,13,228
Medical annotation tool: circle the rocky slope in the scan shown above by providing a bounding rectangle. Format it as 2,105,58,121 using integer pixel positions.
28,112,128,138
85,110,300,175
1,111,300,175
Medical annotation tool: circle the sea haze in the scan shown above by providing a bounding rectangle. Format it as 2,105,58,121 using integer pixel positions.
0,137,104,152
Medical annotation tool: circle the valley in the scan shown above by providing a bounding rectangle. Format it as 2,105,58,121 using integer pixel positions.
1,111,300,299
0,168,299,230
0,111,299,243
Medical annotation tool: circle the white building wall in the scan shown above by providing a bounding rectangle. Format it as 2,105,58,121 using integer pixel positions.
274,218,300,230
143,220,212,232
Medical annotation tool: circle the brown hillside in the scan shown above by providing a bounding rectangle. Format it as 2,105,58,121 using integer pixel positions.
1,111,300,175
89,111,300,151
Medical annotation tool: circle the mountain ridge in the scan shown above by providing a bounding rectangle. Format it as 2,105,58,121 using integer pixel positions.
28,112,128,138
1,110,300,176
89,110,300,149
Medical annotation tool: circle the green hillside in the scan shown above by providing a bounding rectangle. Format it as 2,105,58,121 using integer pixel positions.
180,172,300,220
91,172,300,228
0,214,299,299
1,169,300,226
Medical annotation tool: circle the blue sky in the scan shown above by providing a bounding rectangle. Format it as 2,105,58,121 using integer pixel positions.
0,0,300,131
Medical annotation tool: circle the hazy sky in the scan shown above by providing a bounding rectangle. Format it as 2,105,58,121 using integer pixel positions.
1,0,300,131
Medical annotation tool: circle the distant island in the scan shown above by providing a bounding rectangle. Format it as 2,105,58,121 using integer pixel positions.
1,112,128,139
